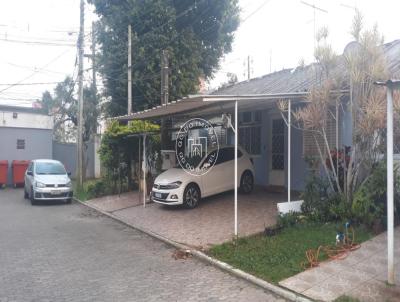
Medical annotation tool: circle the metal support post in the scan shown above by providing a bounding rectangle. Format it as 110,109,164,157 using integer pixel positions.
387,85,394,285
234,100,238,237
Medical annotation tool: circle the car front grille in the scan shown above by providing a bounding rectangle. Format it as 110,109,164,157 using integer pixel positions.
153,184,173,190
151,191,169,200
37,192,73,198
45,184,67,188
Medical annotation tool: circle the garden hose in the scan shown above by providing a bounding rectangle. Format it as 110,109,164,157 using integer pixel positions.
301,224,361,270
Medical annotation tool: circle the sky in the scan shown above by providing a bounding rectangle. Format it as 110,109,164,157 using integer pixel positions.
0,0,399,107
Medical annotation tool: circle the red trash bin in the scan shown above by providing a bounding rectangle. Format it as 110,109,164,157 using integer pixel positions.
0,160,8,187
12,160,30,187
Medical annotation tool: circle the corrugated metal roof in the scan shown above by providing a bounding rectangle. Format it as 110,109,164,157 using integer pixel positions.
115,92,314,121
0,104,48,115
213,39,400,96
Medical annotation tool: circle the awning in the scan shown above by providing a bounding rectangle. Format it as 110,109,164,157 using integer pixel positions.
114,92,326,122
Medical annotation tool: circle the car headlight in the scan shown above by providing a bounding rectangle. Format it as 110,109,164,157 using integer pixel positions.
35,181,46,188
165,181,182,189
153,181,182,190
65,181,72,187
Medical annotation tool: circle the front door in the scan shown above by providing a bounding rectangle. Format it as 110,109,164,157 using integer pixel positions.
269,117,285,186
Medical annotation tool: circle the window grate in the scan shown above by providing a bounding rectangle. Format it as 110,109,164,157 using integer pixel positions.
17,139,25,150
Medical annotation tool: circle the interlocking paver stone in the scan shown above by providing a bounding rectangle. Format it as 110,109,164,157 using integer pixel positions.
88,188,289,247
0,188,285,302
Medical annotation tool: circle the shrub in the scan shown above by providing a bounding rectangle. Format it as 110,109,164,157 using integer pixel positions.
276,212,304,228
351,162,400,229
300,173,341,222
329,195,352,221
87,179,108,199
98,120,160,192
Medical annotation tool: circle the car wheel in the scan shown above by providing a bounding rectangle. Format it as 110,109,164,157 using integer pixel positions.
183,184,200,209
240,171,254,194
65,198,72,204
30,187,37,205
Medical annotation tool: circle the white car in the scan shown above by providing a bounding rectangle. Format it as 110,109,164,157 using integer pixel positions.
24,159,73,205
151,146,255,208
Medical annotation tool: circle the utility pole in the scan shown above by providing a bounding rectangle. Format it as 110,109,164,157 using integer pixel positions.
161,50,169,105
127,24,132,115
76,0,85,188
91,22,96,96
160,50,169,149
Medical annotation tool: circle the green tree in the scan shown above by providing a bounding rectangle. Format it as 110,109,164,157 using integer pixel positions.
40,76,77,143
40,77,99,178
89,0,240,116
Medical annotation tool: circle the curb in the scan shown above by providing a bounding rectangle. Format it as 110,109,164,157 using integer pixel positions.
74,197,312,302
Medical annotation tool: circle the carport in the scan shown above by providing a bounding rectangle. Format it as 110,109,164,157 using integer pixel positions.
116,92,314,238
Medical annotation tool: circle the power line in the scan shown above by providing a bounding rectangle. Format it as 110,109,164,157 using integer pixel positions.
0,37,75,47
0,33,78,43
242,0,272,23
0,81,69,86
0,97,41,101
5,62,70,75
0,48,75,95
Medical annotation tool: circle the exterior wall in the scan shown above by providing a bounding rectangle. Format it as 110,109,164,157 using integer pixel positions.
285,126,308,191
94,135,101,178
52,141,95,179
253,110,269,186
0,127,53,185
342,103,353,147
227,108,307,191
0,110,53,129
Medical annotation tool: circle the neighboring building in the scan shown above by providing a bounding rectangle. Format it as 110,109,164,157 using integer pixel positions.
0,105,53,185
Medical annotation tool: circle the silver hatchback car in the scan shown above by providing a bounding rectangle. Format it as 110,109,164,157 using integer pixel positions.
24,159,73,205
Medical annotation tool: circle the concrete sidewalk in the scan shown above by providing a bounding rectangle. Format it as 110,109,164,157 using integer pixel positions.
279,229,400,301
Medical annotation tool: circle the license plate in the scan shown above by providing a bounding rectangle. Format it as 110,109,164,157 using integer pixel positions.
154,192,162,198
50,190,60,195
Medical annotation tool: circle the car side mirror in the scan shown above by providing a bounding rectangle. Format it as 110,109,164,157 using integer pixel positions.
67,171,72,176
27,171,33,176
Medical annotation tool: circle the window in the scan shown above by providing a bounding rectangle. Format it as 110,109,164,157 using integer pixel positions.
242,112,252,123
213,147,243,165
303,107,341,158
35,162,66,175
254,111,262,122
238,110,262,155
17,139,25,150
239,126,261,155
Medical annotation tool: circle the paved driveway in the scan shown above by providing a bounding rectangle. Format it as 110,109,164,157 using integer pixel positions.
88,188,288,248
0,189,286,302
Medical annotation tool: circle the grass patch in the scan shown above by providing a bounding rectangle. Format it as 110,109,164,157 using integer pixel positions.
333,295,360,302
72,179,98,201
209,222,372,283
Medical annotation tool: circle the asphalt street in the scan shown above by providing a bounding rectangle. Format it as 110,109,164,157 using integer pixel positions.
0,189,286,302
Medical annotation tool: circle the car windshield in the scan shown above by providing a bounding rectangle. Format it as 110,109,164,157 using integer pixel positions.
35,162,66,175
